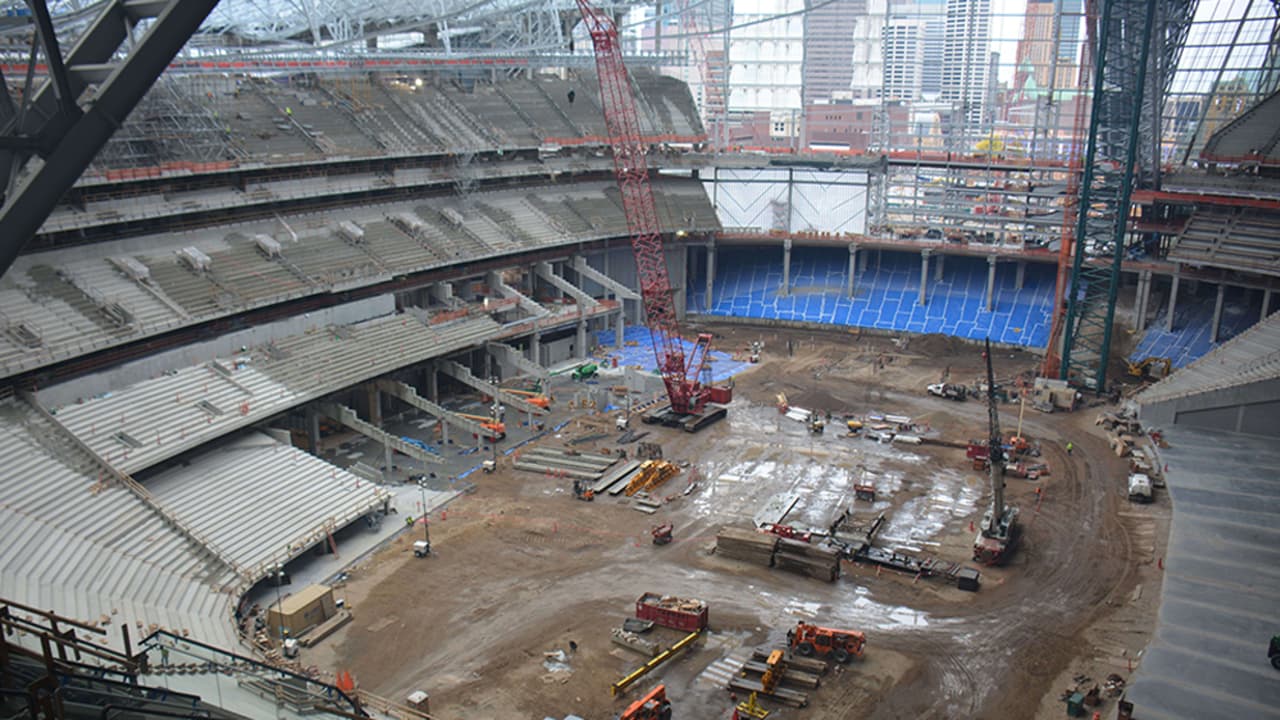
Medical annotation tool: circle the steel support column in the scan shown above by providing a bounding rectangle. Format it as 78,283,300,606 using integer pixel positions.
1060,0,1160,392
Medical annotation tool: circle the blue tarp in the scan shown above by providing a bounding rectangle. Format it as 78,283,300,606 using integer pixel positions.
593,326,752,383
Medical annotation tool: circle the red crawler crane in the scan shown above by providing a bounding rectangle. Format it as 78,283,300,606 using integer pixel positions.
576,0,728,432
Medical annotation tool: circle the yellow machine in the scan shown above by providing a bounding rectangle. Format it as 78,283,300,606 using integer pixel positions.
1127,357,1172,381
736,691,770,719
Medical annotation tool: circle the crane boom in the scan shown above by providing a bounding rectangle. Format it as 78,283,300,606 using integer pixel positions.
984,339,1005,523
575,0,712,416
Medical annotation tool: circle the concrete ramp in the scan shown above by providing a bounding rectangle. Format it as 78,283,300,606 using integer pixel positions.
535,261,598,308
317,402,443,464
573,256,639,300
486,341,551,383
487,270,547,317
438,360,549,415
374,379,486,440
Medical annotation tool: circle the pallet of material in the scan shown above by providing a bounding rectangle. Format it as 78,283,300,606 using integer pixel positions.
715,527,778,566
611,627,659,656
739,660,822,688
726,677,809,708
298,609,352,648
750,649,829,675
593,460,641,494
512,461,598,481
773,554,840,582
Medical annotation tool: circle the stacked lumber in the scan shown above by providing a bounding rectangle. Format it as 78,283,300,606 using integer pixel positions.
773,538,841,582
716,527,778,567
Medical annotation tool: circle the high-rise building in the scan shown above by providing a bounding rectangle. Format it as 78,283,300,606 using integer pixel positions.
881,0,945,102
727,0,806,113
802,0,867,105
845,0,884,100
939,0,991,128
1014,0,1083,96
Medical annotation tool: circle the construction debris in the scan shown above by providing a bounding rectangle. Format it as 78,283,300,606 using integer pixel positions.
715,527,778,566
715,527,839,582
611,627,659,656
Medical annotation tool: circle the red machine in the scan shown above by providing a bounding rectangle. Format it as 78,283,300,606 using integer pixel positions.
760,523,812,543
651,522,673,545
575,0,728,433
635,592,709,632
620,684,672,720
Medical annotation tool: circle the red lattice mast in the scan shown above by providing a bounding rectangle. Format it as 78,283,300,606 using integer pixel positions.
576,0,712,415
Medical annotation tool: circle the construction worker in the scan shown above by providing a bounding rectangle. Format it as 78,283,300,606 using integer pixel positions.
1066,441,1074,455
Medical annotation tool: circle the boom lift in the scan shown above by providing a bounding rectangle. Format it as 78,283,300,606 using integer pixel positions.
620,684,672,720
575,0,729,433
973,339,1020,565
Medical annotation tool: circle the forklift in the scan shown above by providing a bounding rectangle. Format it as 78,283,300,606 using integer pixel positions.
572,478,595,502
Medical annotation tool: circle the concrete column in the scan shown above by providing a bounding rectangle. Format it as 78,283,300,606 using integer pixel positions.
1166,271,1181,332
1264,288,1274,318
576,320,587,359
705,242,717,309
615,311,625,348
531,331,542,366
1211,283,1227,342
934,253,946,282
918,249,931,306
847,244,858,297
1014,261,1026,291
483,351,492,383
858,246,868,273
440,418,449,446
986,256,998,312
428,282,454,305
1135,270,1152,332
426,365,438,402
306,408,321,455
781,238,792,297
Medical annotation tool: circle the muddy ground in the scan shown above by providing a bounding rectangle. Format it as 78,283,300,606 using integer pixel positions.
308,323,1170,720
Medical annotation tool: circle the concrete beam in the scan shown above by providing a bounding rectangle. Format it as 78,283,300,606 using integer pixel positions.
486,341,551,382
572,256,639,300
536,261,598,308
487,270,548,317
439,360,549,415
317,402,443,469
374,379,486,441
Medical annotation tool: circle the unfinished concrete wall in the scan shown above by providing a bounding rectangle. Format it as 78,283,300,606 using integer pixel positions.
1140,377,1280,439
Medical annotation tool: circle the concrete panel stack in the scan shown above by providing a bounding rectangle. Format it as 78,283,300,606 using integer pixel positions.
715,527,778,567
773,538,841,583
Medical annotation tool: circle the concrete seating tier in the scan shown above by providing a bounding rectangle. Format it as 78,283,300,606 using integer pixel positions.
0,397,239,652
144,432,388,579
49,361,300,476
3,178,717,380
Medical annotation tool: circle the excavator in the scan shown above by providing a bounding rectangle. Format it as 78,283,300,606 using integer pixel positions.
620,684,672,720
1127,357,1172,381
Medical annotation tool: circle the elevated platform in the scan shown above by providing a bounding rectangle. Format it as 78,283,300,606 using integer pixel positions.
1129,287,1263,369
2,177,712,380
43,313,499,475
144,432,389,582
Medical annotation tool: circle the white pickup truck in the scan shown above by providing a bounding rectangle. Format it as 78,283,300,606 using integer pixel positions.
1127,473,1153,503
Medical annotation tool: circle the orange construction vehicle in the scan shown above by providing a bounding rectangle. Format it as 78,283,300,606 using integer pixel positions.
620,684,672,720
787,621,865,664
504,388,552,409
457,414,506,441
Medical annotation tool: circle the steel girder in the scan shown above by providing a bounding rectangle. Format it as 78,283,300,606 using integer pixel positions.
0,0,220,282
1060,0,1160,392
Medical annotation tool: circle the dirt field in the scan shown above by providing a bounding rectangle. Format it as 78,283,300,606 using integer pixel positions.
308,323,1168,720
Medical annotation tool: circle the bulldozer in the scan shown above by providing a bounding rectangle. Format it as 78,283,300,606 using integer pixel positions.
620,684,672,720
787,621,865,664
